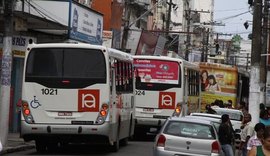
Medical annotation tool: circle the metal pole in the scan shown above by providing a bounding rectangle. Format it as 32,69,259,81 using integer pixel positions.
166,0,172,38
249,0,262,125
185,8,191,60
0,0,14,146
205,28,209,62
260,0,269,104
201,28,206,62
121,0,131,50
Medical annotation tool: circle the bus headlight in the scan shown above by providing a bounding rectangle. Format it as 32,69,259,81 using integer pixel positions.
96,116,104,124
26,116,34,124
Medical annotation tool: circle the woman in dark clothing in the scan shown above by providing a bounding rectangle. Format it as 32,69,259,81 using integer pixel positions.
218,114,234,156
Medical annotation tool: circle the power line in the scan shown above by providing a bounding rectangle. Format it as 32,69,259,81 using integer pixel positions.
215,11,250,21
214,7,247,12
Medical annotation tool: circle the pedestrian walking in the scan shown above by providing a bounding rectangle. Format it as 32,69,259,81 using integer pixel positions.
219,114,234,156
259,110,270,126
240,113,254,156
238,101,248,116
248,126,270,156
205,104,217,114
247,123,265,152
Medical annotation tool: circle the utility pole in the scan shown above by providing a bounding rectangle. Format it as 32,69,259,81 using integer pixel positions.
260,0,269,104
121,0,131,50
0,0,14,146
185,8,191,60
165,0,172,38
249,0,262,124
201,28,209,62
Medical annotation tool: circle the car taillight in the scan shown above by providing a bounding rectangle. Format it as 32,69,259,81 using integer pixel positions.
156,134,166,147
211,141,220,153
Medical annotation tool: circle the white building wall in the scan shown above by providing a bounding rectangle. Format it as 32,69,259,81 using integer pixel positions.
171,0,184,31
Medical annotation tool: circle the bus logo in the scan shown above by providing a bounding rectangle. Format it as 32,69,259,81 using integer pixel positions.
158,92,175,109
78,90,100,112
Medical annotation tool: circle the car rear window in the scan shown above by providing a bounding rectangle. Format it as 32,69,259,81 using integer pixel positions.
164,121,216,139
214,110,243,121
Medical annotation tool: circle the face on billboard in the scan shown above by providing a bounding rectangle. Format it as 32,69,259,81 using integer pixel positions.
134,59,179,84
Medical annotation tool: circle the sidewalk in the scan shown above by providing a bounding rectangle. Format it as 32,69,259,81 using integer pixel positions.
0,133,35,155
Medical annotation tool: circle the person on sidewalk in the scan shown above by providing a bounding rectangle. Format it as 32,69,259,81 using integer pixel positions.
247,123,265,152
219,114,234,156
240,113,254,156
248,126,270,156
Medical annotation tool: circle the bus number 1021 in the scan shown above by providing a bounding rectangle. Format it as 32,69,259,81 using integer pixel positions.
41,88,58,95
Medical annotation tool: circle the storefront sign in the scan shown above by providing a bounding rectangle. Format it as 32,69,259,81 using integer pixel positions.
69,3,103,45
0,35,36,58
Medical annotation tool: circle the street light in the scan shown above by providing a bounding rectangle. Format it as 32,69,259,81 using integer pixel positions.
243,20,253,29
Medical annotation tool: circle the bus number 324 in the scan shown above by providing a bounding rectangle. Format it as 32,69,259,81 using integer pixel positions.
135,90,145,96
41,88,58,95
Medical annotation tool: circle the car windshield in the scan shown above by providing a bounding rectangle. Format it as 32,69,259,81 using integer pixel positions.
164,121,216,139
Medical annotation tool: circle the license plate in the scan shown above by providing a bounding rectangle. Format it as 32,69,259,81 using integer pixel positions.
143,108,154,112
58,112,72,116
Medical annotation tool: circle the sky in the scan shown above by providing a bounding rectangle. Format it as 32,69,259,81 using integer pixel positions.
213,0,253,40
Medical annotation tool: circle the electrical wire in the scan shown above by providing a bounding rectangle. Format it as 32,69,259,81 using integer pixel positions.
214,8,247,12
24,0,66,25
215,11,250,21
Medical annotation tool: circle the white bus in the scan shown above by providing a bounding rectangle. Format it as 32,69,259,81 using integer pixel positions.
133,55,201,135
21,42,135,152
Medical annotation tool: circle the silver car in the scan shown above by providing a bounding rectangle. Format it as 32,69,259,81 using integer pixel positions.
153,117,223,156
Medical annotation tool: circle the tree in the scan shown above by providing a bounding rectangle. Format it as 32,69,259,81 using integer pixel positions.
231,34,242,52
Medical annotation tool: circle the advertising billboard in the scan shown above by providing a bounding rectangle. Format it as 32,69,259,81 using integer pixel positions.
199,63,238,110
133,59,179,84
70,3,103,45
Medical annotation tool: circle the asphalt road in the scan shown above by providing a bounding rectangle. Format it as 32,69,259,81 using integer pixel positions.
4,136,155,156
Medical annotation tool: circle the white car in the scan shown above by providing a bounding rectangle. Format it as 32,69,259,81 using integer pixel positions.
211,107,243,132
188,113,222,130
153,117,224,156
191,110,243,150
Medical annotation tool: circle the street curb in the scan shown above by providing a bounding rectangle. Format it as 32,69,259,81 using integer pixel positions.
0,145,35,155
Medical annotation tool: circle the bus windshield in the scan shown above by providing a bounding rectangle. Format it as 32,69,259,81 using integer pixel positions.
25,48,106,88
134,58,181,90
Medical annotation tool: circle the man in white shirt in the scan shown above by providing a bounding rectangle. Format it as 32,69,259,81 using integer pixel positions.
240,113,254,156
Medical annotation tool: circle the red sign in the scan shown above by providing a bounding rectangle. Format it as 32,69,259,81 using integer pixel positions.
158,92,176,109
134,59,179,84
78,90,100,112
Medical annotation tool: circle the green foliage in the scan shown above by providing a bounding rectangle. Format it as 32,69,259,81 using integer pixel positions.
231,34,242,51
